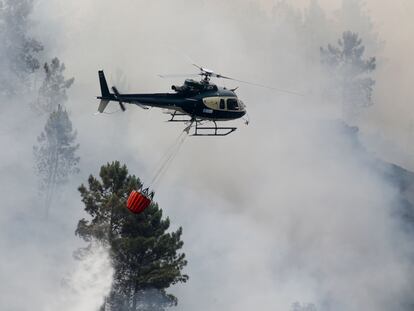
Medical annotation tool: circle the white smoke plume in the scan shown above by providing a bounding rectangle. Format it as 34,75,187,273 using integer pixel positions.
44,243,113,311
1,0,414,311
48,244,113,311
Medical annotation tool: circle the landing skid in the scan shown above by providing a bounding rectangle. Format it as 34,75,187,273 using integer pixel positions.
166,111,192,122
192,121,236,136
167,112,237,136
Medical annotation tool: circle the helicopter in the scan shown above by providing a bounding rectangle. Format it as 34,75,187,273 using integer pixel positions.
97,64,301,136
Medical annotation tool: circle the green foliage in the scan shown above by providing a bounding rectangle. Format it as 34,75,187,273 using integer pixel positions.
320,31,376,116
34,57,75,114
76,161,188,311
33,105,80,214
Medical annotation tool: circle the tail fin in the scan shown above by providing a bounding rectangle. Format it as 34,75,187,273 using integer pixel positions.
98,70,111,98
97,70,112,113
98,99,110,113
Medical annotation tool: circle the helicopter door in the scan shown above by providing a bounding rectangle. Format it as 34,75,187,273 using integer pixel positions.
203,97,220,110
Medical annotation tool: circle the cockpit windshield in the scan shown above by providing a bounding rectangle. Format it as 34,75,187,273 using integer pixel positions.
227,98,239,110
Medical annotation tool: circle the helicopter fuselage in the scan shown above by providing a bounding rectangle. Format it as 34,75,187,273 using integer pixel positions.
114,89,245,121
97,72,246,122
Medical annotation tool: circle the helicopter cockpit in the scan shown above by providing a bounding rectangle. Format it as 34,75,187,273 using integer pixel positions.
203,96,246,112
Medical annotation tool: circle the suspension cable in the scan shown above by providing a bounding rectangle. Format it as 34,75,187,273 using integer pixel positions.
148,123,192,190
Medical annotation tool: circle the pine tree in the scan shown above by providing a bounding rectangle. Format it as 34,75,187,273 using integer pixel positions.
33,105,80,215
0,0,44,95
76,161,188,311
33,57,74,114
335,0,382,54
320,31,376,119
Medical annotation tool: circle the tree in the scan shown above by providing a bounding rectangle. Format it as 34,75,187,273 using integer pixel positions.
33,105,80,215
0,0,44,95
335,0,382,54
76,161,188,311
320,31,376,119
33,57,74,114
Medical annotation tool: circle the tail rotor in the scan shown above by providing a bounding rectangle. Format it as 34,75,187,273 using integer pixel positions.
112,86,126,111
97,70,126,113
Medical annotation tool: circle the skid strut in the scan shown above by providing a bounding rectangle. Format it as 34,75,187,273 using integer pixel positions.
167,112,237,136
167,111,193,122
192,120,236,136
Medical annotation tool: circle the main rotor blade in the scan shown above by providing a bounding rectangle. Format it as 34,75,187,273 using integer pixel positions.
194,64,304,96
217,75,304,97
158,74,200,79
119,102,126,111
166,57,304,96
192,63,203,70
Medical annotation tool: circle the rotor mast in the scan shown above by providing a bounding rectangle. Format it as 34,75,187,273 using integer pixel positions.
194,65,214,83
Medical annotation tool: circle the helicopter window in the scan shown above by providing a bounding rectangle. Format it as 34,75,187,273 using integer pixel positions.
227,98,239,110
219,99,225,109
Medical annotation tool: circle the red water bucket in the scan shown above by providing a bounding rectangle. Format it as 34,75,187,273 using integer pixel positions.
126,190,152,214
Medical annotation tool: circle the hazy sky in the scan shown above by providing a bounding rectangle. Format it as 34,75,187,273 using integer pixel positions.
285,0,414,168
32,0,414,169
2,1,414,311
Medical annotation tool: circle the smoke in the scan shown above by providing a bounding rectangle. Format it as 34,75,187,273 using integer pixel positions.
47,243,113,311
1,0,414,310
0,1,112,310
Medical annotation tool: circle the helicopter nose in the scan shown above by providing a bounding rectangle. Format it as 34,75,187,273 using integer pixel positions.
238,99,246,111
